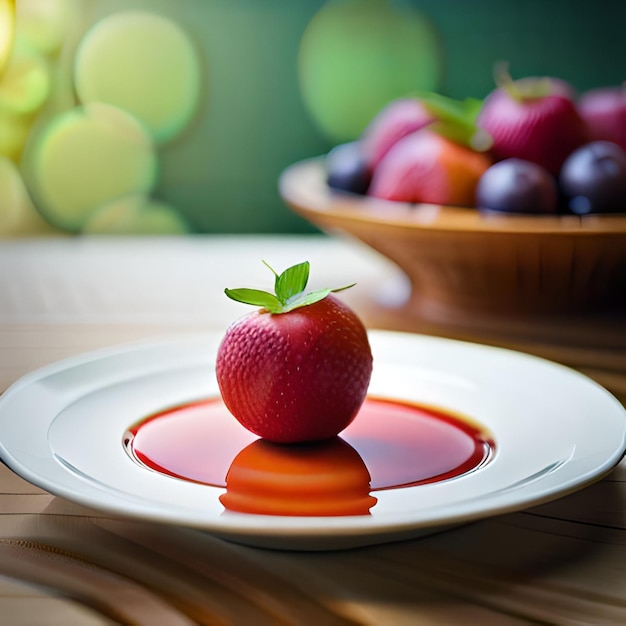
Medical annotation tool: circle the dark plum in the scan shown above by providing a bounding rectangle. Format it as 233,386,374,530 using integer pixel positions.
475,158,558,214
325,142,371,195
559,141,626,214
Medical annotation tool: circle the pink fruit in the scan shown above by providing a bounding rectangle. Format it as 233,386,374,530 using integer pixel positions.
578,86,626,152
368,129,492,206
360,98,434,172
477,74,588,174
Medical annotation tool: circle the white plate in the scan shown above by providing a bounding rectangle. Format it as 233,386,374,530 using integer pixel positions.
1,331,624,550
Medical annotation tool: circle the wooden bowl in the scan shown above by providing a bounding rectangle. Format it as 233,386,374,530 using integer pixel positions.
279,158,626,323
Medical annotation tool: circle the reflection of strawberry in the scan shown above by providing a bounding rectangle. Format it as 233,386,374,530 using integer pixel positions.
477,71,588,174
368,129,491,206
220,437,376,516
216,261,373,444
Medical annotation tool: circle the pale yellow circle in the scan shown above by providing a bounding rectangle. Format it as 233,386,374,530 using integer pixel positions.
0,110,31,161
0,0,15,76
15,0,75,55
83,194,189,235
27,103,158,232
0,155,59,236
0,45,51,115
74,11,202,144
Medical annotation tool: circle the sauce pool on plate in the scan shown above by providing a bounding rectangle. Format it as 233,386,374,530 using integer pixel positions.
124,397,494,516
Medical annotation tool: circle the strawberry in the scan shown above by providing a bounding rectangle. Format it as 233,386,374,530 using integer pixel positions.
216,261,373,444
477,69,588,175
367,128,492,206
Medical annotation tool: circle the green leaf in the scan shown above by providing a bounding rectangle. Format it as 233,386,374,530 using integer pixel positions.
282,289,331,312
224,288,281,312
331,282,356,294
412,91,492,152
276,261,310,303
224,261,356,314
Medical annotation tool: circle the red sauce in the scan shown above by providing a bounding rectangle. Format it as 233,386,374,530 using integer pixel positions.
124,397,494,516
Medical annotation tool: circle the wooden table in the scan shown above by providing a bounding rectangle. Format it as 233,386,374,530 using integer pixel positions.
1,235,625,625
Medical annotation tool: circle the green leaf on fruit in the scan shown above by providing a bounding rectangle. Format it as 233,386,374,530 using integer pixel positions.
224,288,281,310
225,261,354,314
268,259,310,302
413,91,493,152
283,288,332,312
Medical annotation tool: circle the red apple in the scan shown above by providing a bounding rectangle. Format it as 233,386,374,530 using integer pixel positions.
578,86,626,152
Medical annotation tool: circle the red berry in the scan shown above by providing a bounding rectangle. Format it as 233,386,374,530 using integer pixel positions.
216,263,373,444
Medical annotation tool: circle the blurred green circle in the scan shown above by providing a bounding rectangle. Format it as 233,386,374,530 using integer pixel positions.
298,0,442,142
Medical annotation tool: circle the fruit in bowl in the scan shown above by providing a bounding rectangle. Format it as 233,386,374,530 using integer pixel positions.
577,85,626,152
325,69,626,216
280,69,626,321
476,159,559,215
476,71,588,175
559,141,626,215
368,129,492,207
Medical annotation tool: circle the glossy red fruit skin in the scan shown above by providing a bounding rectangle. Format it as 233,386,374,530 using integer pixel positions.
478,89,588,175
216,295,373,444
578,87,626,152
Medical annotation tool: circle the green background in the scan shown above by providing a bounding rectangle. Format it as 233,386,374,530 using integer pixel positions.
27,0,626,234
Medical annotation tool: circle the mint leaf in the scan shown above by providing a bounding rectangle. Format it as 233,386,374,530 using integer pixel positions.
224,261,355,314
283,288,332,312
276,261,310,303
224,288,281,312
413,91,492,152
